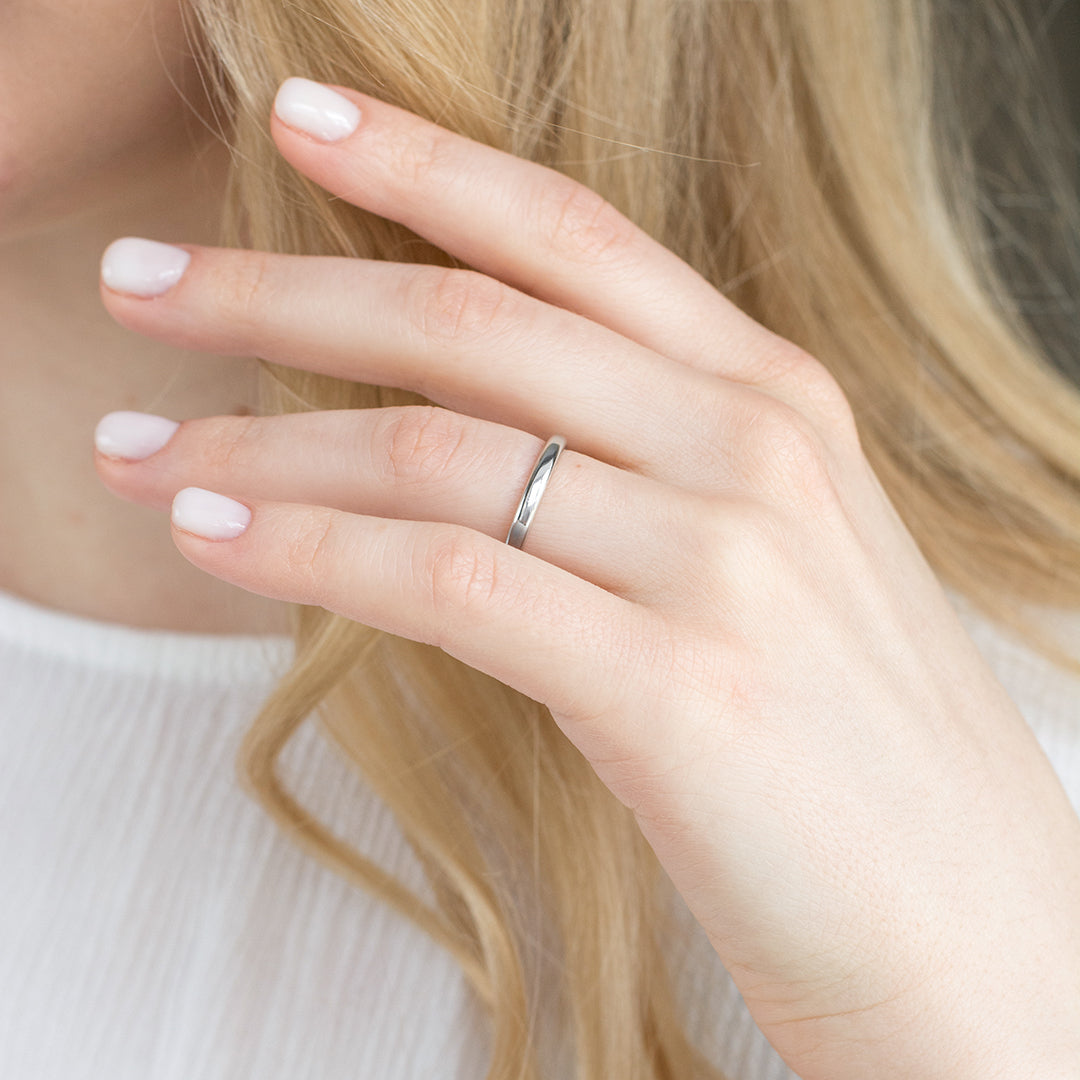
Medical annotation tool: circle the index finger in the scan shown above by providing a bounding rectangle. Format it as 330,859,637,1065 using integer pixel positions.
269,78,805,390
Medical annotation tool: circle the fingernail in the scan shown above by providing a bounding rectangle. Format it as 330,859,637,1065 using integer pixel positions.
274,77,360,143
94,411,180,461
172,487,252,541
101,238,191,298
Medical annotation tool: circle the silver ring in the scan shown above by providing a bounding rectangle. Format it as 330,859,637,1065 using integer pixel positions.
505,436,566,549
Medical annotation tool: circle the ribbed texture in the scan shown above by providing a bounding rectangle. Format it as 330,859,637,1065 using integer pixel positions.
0,585,1075,1079
0,584,295,682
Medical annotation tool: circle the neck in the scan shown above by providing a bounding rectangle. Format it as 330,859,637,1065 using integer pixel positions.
0,138,292,635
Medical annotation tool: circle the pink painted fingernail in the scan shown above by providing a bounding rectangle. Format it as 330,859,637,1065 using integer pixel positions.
273,77,361,142
172,487,251,540
94,411,179,461
101,238,191,298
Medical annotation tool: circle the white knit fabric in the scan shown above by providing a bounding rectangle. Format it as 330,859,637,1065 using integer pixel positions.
0,585,1076,1080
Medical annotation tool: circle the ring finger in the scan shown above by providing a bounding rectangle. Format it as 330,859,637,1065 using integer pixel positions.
93,404,709,607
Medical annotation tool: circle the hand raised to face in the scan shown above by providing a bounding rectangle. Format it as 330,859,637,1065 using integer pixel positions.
95,77,1080,1080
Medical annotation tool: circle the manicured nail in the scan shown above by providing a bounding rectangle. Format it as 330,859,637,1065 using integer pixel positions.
101,238,190,298
94,411,180,461
274,77,360,142
172,487,252,541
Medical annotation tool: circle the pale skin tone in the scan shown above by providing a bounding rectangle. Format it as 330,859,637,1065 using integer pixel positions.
6,4,1080,1078
0,0,289,632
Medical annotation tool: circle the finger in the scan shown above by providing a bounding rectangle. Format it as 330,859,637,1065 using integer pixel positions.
269,78,828,402
94,405,708,607
168,489,664,758
99,242,764,490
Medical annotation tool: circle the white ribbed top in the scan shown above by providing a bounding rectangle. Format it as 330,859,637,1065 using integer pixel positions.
0,585,1076,1080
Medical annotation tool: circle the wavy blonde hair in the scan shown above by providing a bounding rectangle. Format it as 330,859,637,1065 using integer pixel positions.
182,0,1080,1075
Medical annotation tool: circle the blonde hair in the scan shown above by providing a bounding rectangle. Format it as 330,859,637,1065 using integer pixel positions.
183,0,1080,1075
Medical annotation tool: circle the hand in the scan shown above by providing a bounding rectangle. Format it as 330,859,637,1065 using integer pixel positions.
94,78,1080,1079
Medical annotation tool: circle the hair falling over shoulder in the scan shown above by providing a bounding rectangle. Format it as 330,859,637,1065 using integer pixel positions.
181,1,1080,1075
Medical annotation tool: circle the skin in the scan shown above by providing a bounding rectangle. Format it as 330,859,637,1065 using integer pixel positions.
0,0,288,631
94,80,1080,1077
3,1,1078,1070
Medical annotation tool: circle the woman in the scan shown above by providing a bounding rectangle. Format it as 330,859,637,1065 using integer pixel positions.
1,0,1078,1077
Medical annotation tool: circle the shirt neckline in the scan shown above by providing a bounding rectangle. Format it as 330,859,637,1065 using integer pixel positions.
0,586,296,684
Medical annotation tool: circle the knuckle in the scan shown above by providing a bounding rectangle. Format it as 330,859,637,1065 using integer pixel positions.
212,251,275,329
680,500,792,624
677,499,766,600
377,405,468,489
197,414,261,478
424,527,503,619
405,266,519,348
761,341,861,442
724,503,790,585
384,123,456,190
791,351,859,437
682,500,737,577
750,338,820,383
736,399,837,507
540,177,637,264
281,507,340,599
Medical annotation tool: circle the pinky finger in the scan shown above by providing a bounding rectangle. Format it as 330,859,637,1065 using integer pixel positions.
169,487,654,733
